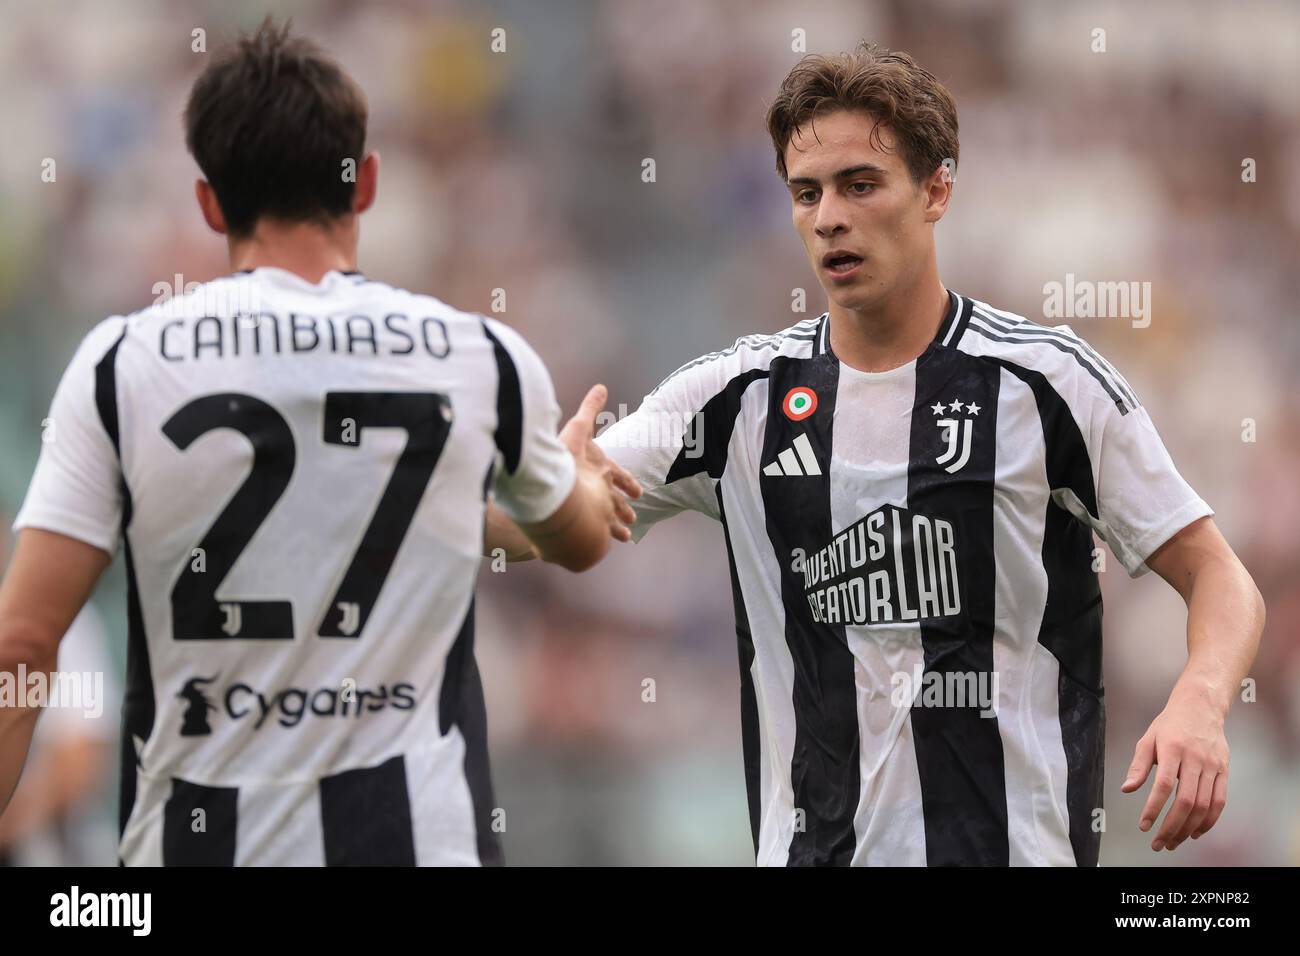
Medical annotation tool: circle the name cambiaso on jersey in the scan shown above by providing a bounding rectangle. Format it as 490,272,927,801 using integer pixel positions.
596,290,1212,867
15,267,575,866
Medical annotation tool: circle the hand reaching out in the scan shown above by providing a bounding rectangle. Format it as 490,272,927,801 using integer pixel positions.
1121,685,1230,852
559,384,642,543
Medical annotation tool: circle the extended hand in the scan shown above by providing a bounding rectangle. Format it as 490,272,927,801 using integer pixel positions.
1121,685,1229,852
560,384,642,542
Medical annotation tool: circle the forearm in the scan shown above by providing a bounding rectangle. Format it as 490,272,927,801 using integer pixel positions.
484,501,539,562
0,738,109,845
486,467,621,570
0,638,55,816
519,467,611,572
0,530,111,814
0,750,49,845
485,468,612,573
0,713,41,820
1172,555,1265,718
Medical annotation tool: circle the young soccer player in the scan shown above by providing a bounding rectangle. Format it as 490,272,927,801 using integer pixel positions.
488,43,1264,866
0,20,638,866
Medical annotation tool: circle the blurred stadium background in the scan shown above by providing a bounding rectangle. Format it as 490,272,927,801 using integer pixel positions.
0,0,1296,865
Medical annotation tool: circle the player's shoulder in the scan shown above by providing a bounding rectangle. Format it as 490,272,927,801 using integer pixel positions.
353,276,491,329
91,272,254,341
107,270,493,340
477,313,530,350
961,295,1091,346
358,279,525,359
649,313,824,400
60,313,134,374
956,295,1140,413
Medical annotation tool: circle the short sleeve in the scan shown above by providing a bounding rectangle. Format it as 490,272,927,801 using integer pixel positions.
481,318,577,525
13,318,128,554
1054,328,1213,577
594,356,731,543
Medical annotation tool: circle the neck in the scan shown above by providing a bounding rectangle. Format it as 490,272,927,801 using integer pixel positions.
229,217,358,284
827,265,949,373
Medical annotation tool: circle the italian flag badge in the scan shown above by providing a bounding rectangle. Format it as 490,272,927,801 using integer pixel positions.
783,386,818,421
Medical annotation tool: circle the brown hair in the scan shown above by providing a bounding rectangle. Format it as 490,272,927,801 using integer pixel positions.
766,42,959,184
183,17,368,237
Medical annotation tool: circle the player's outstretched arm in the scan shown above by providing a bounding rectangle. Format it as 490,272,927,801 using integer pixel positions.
1120,516,1265,852
511,384,642,572
485,500,540,562
0,529,110,815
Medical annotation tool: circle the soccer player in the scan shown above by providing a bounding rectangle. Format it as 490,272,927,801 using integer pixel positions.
0,21,637,866
487,44,1264,865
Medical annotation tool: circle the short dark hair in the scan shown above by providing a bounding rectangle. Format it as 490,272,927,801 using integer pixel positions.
183,18,368,237
766,42,959,184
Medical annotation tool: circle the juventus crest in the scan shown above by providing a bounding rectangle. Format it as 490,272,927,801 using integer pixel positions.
931,397,982,474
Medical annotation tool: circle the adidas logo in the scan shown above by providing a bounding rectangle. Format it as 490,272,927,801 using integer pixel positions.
762,433,822,477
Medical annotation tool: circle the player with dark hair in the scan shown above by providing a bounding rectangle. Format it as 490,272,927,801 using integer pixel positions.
488,43,1264,866
0,19,638,866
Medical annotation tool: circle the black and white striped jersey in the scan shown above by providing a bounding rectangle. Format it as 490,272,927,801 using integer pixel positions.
596,290,1211,866
14,266,575,866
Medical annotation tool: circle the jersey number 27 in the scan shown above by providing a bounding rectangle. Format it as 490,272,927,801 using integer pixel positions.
162,391,452,641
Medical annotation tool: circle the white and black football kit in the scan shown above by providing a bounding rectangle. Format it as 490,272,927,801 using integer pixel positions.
596,291,1211,866
15,267,575,865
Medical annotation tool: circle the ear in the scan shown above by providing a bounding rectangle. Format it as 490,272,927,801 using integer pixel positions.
353,151,379,215
195,179,228,235
921,164,954,224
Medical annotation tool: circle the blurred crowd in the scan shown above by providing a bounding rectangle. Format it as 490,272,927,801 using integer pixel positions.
0,0,1296,865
